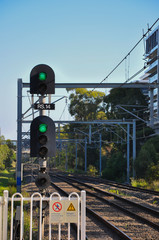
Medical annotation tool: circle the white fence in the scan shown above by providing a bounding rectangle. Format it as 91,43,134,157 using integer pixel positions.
0,190,86,240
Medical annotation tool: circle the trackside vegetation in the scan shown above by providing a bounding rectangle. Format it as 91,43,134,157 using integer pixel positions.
0,168,16,196
0,136,16,196
1,87,159,191
53,87,159,190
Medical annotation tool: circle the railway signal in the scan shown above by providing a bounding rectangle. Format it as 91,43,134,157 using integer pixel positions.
35,172,51,190
30,64,55,95
30,64,56,192
30,115,56,158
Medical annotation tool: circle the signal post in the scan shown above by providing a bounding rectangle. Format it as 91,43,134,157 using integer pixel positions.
30,64,56,238
30,64,56,187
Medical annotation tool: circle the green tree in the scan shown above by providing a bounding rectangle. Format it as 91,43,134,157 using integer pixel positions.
104,88,148,120
67,88,106,120
0,136,15,169
6,139,16,150
146,163,159,182
0,144,10,170
135,143,156,178
102,151,126,181
4,148,16,168
65,88,107,171
135,136,159,181
0,135,5,145
103,87,153,164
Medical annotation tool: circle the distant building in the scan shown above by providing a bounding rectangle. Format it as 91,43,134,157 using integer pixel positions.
142,26,159,129
133,79,149,97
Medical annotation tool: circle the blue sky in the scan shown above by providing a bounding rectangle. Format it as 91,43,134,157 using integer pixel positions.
0,0,159,139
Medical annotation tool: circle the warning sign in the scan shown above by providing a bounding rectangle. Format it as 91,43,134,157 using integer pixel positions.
52,202,62,212
50,199,78,224
50,200,64,224
65,200,78,223
67,203,76,211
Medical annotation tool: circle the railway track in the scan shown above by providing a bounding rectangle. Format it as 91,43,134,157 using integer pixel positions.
59,173,159,211
51,174,132,240
50,175,132,240
23,168,159,239
57,174,159,225
22,169,78,240
49,172,159,239
70,174,159,196
23,168,130,239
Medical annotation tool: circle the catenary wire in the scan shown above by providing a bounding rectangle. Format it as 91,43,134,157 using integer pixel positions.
91,18,159,91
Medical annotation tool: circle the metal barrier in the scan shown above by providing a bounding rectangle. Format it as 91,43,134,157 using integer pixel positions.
0,190,86,240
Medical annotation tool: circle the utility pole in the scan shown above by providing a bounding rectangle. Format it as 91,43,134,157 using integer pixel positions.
99,134,102,176
127,124,130,183
133,120,136,178
17,78,22,193
65,144,68,170
85,137,87,172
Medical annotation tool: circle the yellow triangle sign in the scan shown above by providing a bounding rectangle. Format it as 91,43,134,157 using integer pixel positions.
67,203,76,211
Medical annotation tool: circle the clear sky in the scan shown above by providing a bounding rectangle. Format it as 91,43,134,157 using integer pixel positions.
0,0,159,140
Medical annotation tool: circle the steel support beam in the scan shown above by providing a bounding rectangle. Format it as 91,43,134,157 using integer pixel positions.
75,140,78,169
23,120,135,125
150,88,154,126
99,134,102,176
17,79,22,192
65,144,68,170
85,137,87,172
23,82,159,89
127,124,130,183
133,120,136,178
89,125,91,144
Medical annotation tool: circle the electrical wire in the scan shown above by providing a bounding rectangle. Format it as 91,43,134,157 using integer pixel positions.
119,65,147,88
66,21,159,144
92,18,159,91
59,99,68,120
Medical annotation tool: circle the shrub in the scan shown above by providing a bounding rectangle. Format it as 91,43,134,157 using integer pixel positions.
88,165,98,176
102,151,126,182
8,178,16,186
8,185,17,197
135,143,156,178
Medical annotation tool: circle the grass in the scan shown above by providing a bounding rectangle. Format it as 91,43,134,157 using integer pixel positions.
0,168,16,196
131,179,159,191
107,189,127,196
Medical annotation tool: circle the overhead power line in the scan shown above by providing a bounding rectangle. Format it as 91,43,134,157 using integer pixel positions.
92,18,159,91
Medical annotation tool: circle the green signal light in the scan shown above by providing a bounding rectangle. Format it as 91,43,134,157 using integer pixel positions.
39,123,47,133
39,72,47,81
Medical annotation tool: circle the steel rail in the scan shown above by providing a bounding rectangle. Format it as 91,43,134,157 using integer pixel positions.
53,174,159,231
67,174,159,196
50,176,132,240
65,175,159,216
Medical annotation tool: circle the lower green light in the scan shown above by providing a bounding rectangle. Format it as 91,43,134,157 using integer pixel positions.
39,123,47,133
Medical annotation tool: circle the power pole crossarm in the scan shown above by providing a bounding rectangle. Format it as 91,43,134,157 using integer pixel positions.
116,105,147,123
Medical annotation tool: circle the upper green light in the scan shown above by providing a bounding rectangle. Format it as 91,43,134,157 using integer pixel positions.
39,72,47,81
39,123,47,133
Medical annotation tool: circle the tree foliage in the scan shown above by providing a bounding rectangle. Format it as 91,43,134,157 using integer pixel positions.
102,151,126,182
135,136,159,181
63,88,107,171
0,136,15,170
0,144,10,169
67,88,106,120
64,86,158,183
104,88,148,120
